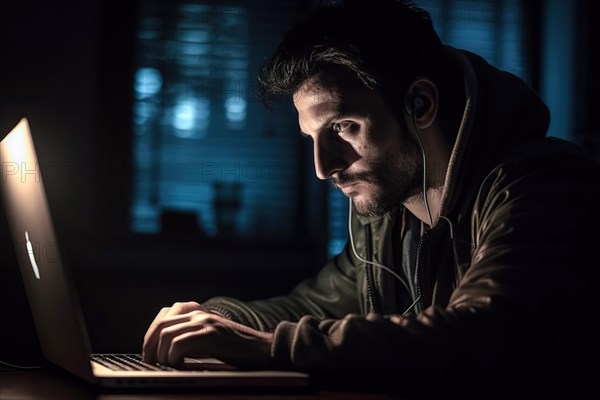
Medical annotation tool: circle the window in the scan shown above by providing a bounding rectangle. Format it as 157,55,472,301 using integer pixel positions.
423,0,523,77
131,1,304,239
131,0,525,256
327,0,525,258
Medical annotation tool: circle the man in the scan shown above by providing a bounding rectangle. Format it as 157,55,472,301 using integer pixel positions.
142,0,600,392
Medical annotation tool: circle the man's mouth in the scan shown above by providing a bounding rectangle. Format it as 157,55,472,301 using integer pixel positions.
332,173,370,194
337,181,359,194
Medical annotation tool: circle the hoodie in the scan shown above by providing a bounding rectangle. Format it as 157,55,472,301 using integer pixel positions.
203,47,600,394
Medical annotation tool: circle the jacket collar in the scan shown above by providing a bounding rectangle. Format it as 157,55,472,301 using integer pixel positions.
438,46,478,218
438,46,550,222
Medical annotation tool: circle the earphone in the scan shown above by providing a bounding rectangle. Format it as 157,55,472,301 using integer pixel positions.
345,82,439,315
404,91,430,118
404,83,455,235
406,84,434,228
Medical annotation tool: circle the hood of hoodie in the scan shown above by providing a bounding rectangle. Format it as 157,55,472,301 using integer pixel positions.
438,46,551,219
354,46,551,226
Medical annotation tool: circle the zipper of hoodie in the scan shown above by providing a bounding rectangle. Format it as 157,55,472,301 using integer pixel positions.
413,229,430,314
364,224,380,313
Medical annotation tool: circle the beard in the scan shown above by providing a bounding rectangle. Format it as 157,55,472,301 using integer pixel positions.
331,142,423,218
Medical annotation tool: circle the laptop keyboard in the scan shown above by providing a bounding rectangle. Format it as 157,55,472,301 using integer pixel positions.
91,354,178,372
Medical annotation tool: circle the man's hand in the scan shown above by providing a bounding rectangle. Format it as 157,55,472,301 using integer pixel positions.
142,301,273,369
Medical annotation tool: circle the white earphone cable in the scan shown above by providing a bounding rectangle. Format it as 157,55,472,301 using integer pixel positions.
347,199,419,315
344,100,436,315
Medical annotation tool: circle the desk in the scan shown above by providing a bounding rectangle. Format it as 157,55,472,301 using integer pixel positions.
0,367,406,400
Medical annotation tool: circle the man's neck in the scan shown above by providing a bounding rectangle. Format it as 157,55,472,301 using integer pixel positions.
402,138,450,228
403,186,444,228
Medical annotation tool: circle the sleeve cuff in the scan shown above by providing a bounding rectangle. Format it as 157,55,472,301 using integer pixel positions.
270,320,298,369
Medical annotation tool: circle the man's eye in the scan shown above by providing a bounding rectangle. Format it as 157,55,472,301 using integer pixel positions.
332,121,353,134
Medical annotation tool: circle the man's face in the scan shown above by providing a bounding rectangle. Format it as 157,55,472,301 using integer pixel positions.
293,75,423,217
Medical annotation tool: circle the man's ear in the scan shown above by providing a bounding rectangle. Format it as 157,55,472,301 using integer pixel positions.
404,78,438,129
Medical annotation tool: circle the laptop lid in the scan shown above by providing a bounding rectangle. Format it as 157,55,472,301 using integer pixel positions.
0,118,95,383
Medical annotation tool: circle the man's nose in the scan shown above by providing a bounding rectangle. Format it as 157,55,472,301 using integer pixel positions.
313,136,346,180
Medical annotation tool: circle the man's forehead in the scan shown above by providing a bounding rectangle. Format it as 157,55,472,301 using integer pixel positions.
293,75,371,112
293,79,341,107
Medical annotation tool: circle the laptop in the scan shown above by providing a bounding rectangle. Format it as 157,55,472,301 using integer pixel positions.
0,118,310,388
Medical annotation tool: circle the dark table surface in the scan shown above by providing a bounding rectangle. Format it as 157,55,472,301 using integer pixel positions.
0,366,409,400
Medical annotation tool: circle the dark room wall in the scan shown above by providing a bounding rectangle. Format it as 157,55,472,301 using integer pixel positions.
0,0,318,361
0,0,103,363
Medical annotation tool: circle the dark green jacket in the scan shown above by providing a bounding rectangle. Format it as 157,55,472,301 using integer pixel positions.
203,48,600,388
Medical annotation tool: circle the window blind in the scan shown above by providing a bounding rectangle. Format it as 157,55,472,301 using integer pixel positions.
131,0,303,239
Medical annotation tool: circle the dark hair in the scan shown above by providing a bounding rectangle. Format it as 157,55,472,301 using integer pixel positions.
257,0,464,140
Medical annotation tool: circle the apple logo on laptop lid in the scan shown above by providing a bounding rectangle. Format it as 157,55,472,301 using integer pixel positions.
25,231,41,279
